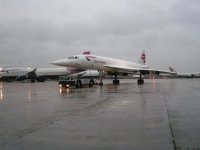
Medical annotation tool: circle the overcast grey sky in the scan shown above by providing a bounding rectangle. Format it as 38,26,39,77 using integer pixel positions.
0,0,200,72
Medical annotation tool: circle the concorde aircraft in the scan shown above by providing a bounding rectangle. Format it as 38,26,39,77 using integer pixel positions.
51,51,176,85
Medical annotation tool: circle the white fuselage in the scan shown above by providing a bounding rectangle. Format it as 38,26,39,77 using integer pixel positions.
0,67,70,78
176,72,200,78
0,67,100,80
0,68,34,77
51,55,149,73
35,68,70,76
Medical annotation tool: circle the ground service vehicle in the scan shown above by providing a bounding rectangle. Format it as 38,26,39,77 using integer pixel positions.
58,76,96,88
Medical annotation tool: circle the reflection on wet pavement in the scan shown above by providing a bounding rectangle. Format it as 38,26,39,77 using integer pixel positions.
0,79,200,150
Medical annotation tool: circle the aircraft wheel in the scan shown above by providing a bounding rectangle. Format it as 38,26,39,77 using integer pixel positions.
99,81,103,86
113,80,120,85
137,79,144,85
31,79,35,83
89,80,94,87
76,80,82,88
117,80,120,85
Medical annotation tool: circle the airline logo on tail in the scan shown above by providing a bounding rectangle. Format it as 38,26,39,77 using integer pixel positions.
138,51,146,64
141,51,146,63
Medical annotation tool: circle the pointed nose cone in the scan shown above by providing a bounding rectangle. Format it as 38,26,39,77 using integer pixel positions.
50,59,69,66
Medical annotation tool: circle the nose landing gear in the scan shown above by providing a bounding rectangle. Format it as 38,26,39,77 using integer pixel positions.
113,73,120,85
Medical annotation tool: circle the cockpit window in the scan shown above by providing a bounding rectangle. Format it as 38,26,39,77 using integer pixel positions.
68,56,79,59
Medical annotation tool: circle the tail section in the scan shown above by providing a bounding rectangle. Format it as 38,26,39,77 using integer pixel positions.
169,67,177,73
138,51,146,65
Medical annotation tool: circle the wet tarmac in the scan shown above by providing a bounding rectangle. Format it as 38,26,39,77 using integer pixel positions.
0,79,200,150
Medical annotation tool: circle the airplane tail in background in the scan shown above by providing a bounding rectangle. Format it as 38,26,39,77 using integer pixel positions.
138,51,146,65
169,67,177,73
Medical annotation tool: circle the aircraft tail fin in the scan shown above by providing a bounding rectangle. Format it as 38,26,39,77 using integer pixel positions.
138,50,146,65
27,68,37,78
169,67,177,73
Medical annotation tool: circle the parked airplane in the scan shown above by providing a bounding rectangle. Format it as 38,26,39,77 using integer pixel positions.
0,67,100,82
0,67,37,82
51,51,176,85
169,67,200,78
0,67,82,82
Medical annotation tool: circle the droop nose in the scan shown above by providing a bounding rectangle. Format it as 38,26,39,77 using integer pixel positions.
50,59,69,66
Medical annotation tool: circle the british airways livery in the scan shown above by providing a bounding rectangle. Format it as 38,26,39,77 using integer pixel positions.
51,51,176,85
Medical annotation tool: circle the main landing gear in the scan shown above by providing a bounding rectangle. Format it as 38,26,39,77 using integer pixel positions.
98,70,144,85
113,73,120,85
137,70,144,85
